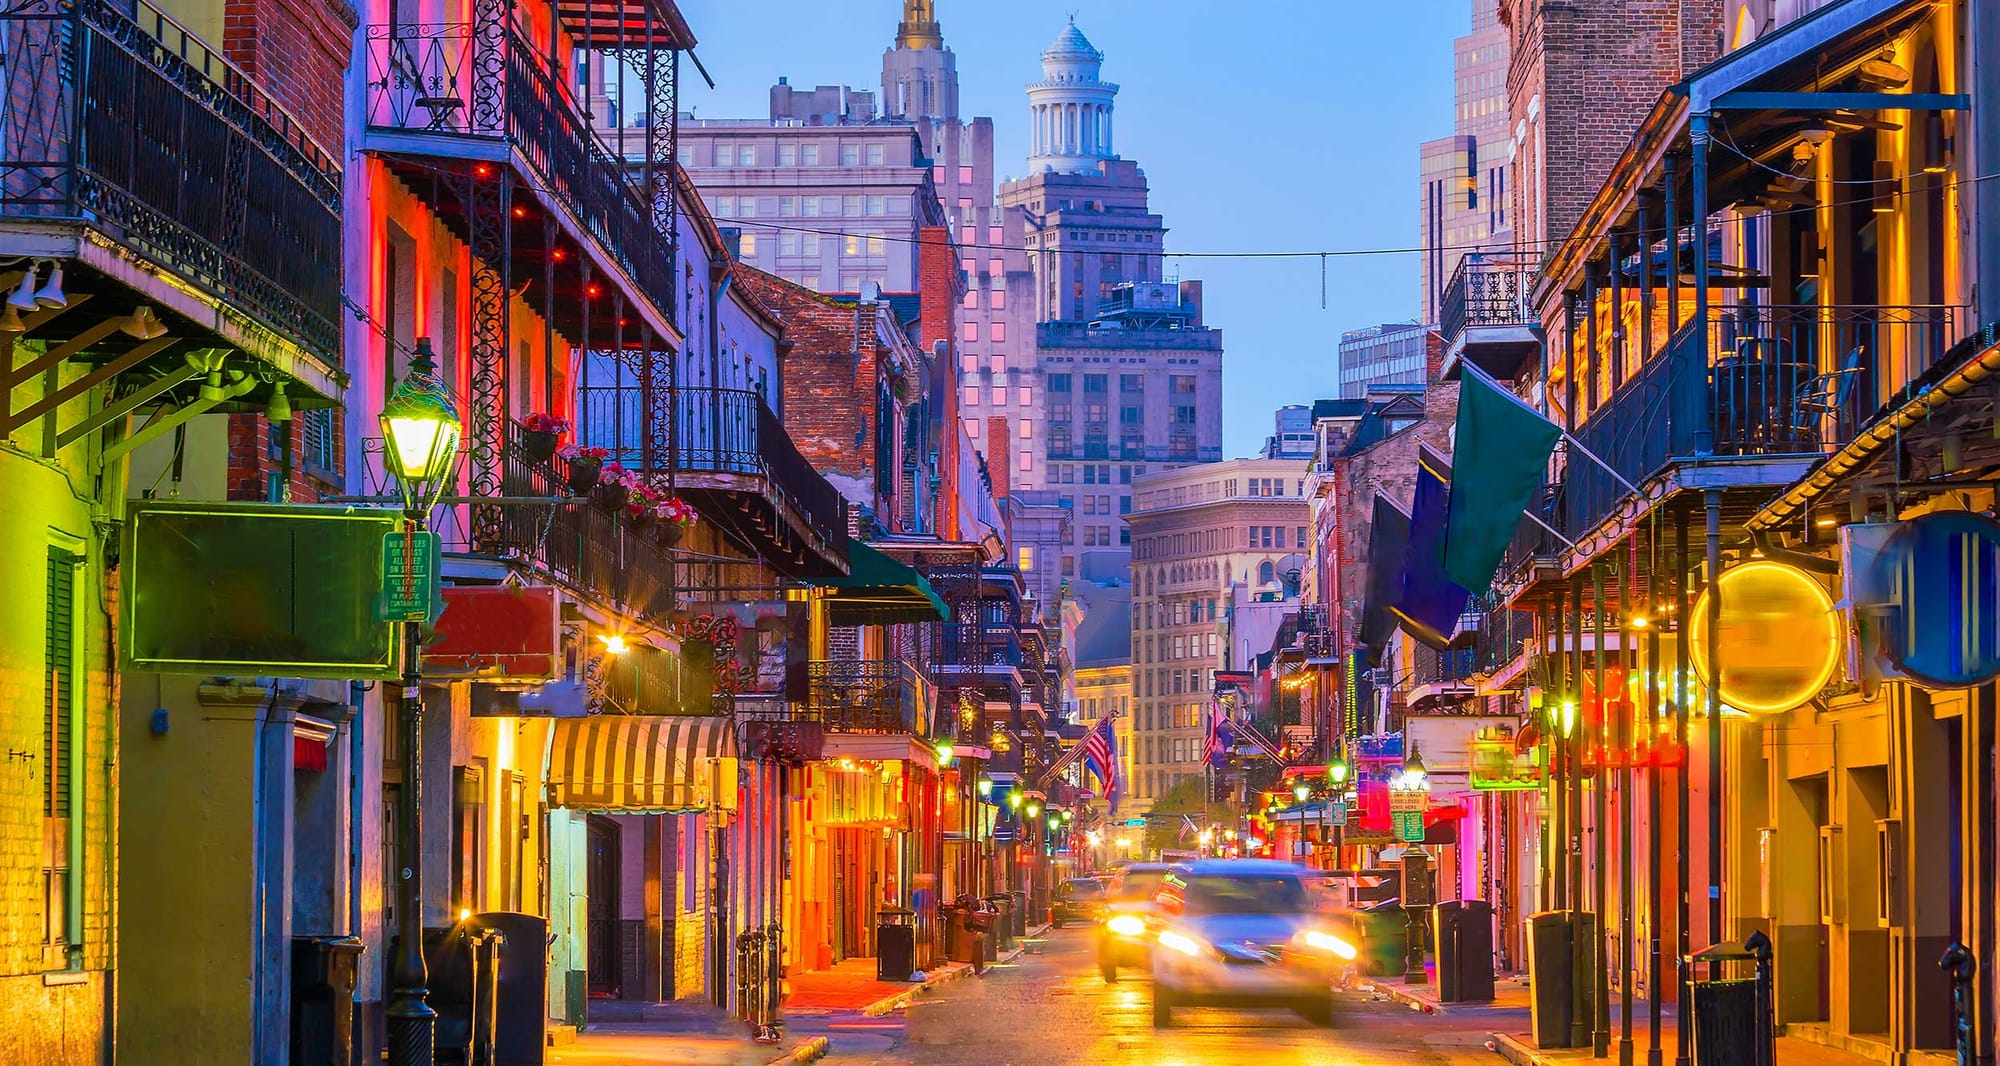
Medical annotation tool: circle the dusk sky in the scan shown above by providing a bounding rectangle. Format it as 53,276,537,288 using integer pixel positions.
675,1,1467,458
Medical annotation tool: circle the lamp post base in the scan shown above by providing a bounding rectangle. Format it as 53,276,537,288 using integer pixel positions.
386,996,436,1066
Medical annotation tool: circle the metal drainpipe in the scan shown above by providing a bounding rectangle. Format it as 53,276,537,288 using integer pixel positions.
1975,0,2000,324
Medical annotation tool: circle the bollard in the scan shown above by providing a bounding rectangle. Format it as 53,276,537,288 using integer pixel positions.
1940,943,1977,1066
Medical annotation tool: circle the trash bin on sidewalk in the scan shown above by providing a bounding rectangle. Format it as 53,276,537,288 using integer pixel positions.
1527,910,1575,1048
1687,932,1775,1066
1454,899,1495,1003
1011,890,1028,936
290,935,363,1066
1353,899,1408,977
476,912,549,1066
985,895,1014,950
1433,901,1464,1002
878,907,917,981
417,923,501,1066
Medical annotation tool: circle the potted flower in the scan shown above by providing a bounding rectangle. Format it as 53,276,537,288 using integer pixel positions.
521,412,570,463
622,481,661,529
559,444,609,494
656,495,698,546
592,461,631,511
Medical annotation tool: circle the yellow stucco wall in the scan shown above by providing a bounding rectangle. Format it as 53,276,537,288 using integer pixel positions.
0,371,122,1063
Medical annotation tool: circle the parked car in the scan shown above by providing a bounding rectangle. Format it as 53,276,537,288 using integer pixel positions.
1095,862,1181,982
1148,859,1357,1028
1051,877,1106,928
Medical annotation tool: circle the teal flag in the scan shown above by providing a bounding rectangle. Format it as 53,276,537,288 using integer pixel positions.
1443,371,1561,592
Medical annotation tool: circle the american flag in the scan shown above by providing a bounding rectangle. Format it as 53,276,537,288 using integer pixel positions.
1080,717,1120,812
1200,708,1231,767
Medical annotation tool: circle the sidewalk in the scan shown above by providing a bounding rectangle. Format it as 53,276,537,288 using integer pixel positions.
545,927,1050,1066
1370,975,1885,1066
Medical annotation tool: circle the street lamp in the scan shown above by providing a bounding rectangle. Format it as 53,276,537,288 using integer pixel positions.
976,775,993,798
379,337,463,1066
1294,782,1311,803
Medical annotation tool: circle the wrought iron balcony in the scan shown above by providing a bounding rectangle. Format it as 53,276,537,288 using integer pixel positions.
490,418,675,622
0,0,342,362
927,622,1023,677
577,385,849,576
1561,303,1965,539
362,18,675,332
806,661,932,737
1440,254,1540,381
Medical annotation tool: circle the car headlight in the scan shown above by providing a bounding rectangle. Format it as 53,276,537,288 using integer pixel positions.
1158,930,1206,958
1107,914,1146,937
1303,929,1359,960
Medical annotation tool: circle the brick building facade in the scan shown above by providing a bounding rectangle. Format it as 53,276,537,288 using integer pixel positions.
1499,0,1722,258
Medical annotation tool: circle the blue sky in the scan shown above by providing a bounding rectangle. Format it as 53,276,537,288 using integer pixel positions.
676,1,1466,458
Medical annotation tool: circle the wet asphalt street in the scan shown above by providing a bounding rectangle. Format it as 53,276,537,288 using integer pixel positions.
810,924,1528,1065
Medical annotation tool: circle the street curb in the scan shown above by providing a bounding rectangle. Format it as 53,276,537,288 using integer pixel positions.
856,923,1056,1017
1489,1032,1545,1066
1370,980,1447,1015
765,1035,831,1065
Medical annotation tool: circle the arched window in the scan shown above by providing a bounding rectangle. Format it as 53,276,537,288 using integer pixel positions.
1258,561,1276,586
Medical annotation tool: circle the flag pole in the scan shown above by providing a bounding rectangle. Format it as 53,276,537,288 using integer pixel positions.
1458,359,1641,495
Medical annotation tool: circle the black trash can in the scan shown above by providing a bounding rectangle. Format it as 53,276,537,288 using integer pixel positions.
1012,890,1029,936
877,907,916,981
1354,900,1408,977
985,896,1014,950
476,912,550,1066
290,936,363,1066
1527,911,1575,1048
939,902,959,961
1432,901,1464,1002
414,926,480,1066
1687,935,1775,1066
1454,900,1496,1003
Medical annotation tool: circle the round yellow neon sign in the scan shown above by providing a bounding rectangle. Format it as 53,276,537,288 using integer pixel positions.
1689,560,1840,715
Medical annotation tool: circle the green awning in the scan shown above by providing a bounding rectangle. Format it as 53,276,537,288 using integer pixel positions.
820,539,950,626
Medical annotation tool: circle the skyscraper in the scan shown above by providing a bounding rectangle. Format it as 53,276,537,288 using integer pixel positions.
1000,20,1225,582
1417,0,1511,325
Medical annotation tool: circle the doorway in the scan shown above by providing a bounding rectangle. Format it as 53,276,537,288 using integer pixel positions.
586,815,623,997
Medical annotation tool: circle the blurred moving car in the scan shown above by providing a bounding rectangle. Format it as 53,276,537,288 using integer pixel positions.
1148,859,1357,1028
1095,862,1181,982
1051,877,1106,928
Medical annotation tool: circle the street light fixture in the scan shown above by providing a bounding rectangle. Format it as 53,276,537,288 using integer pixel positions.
977,775,993,797
379,336,464,1066
1294,782,1311,803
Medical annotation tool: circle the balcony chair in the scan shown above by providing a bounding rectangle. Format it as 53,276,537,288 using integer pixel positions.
1789,345,1866,450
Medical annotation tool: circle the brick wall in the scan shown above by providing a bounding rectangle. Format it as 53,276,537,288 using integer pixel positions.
1503,0,1721,253
740,269,875,480
984,416,1009,499
916,227,962,540
225,411,345,503
220,0,357,152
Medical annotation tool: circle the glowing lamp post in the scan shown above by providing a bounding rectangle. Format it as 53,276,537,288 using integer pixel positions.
380,337,463,1066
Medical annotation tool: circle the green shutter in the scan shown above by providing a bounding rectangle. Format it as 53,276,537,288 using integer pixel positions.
44,548,75,819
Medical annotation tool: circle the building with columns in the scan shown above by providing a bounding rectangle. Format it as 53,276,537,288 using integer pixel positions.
1026,20,1118,176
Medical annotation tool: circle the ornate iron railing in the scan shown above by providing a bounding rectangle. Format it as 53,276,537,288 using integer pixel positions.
1439,253,1535,346
1562,303,1965,539
577,384,848,555
0,0,342,358
927,622,1022,673
491,417,675,622
363,21,674,320
806,661,931,737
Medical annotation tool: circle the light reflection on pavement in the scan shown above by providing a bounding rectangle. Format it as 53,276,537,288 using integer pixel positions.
814,925,1526,1065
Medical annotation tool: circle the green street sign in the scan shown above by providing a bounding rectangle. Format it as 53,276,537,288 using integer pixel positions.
380,530,440,622
1392,810,1425,843
1326,800,1348,827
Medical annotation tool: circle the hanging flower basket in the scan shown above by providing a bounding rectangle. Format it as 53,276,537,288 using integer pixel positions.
623,500,655,529
522,413,570,463
593,466,630,511
657,522,684,547
560,445,608,494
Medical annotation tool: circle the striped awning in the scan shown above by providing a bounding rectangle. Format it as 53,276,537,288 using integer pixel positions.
548,716,738,813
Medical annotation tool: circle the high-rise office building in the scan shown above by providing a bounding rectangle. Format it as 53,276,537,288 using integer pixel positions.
1335,322,1431,398
1417,0,1512,324
998,20,1225,582
1261,405,1317,460
1125,459,1309,806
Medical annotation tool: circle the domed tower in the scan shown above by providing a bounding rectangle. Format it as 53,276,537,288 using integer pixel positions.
1026,19,1119,175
